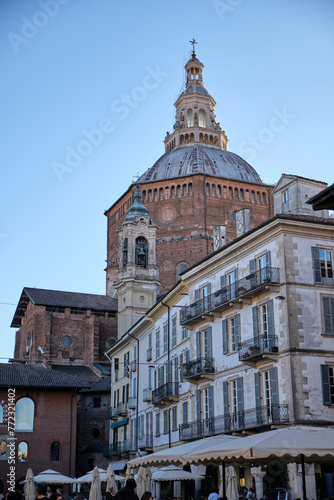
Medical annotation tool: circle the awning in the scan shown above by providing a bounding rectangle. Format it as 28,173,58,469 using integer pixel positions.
110,418,128,429
109,460,128,471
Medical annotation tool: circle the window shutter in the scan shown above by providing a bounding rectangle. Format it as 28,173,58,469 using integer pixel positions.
222,319,228,354
323,297,334,334
166,360,172,383
234,314,241,349
270,366,279,405
183,401,188,424
252,306,259,345
130,419,133,445
267,300,275,337
321,364,331,405
223,380,230,431
185,350,190,363
220,275,226,289
208,385,214,419
254,372,262,425
205,326,212,359
206,283,211,295
265,250,271,268
179,353,183,382
195,288,200,301
234,268,238,281
174,357,179,383
311,246,322,284
249,259,256,287
196,389,201,419
237,377,244,413
196,330,201,359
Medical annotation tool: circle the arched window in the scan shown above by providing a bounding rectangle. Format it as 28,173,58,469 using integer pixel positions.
257,191,261,204
214,136,219,146
199,109,206,127
187,109,193,127
188,183,193,196
122,238,128,270
142,190,146,203
148,190,152,202
180,135,184,145
159,188,164,200
0,440,6,457
190,132,194,142
206,183,210,196
135,237,148,268
212,184,216,197
153,189,158,201
229,187,233,200
262,192,267,204
182,184,187,196
251,190,255,202
171,186,175,198
50,441,60,462
176,185,181,197
234,188,239,200
177,263,189,280
18,442,28,462
240,189,244,201
15,398,34,431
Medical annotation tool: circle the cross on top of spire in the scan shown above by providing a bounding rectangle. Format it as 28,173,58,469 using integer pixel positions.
190,38,197,56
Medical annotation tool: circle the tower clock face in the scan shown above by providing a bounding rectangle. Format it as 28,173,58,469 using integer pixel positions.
159,206,177,224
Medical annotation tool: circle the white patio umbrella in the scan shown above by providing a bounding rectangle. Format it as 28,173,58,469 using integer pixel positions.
106,464,117,493
125,465,135,480
24,468,35,500
34,469,75,484
226,466,238,500
127,434,239,467
89,467,102,500
76,468,124,484
152,465,204,481
136,466,152,499
182,426,334,500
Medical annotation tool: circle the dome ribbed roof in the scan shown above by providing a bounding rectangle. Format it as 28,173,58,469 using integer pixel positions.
181,85,209,96
137,145,263,185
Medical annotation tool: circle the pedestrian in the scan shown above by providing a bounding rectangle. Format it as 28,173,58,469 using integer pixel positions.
208,490,220,500
140,492,153,500
35,483,48,500
105,488,115,500
113,479,139,500
246,487,256,500
242,487,248,500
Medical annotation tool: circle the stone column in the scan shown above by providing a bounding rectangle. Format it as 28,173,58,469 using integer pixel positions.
155,481,161,500
194,479,202,500
250,467,266,499
174,481,181,498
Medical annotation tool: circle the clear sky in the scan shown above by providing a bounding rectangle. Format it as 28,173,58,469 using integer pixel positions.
1,0,333,362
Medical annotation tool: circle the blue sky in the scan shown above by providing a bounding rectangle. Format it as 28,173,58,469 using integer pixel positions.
1,0,333,361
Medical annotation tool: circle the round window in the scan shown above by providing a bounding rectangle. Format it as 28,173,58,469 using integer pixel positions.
60,336,72,348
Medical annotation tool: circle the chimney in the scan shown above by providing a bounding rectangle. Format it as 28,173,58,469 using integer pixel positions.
213,225,226,251
236,208,251,237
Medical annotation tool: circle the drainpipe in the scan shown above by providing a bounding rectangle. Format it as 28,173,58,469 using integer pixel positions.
203,175,209,255
127,332,140,453
161,299,171,448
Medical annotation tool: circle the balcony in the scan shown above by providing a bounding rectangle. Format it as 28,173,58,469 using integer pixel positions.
183,357,215,381
152,382,179,406
179,404,289,440
103,439,136,457
108,403,128,420
238,334,279,363
128,397,136,409
143,388,152,402
138,434,153,450
180,267,280,326
146,348,152,361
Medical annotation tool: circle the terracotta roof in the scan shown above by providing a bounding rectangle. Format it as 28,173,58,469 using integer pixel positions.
51,365,100,383
0,363,87,389
11,287,117,327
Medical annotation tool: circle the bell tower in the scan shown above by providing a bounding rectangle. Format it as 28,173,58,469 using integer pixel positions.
116,185,160,337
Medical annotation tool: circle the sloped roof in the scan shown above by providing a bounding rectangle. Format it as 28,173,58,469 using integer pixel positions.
11,287,117,327
51,365,100,383
307,183,334,210
0,363,87,389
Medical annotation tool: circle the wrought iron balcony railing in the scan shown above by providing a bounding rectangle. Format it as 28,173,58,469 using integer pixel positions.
152,382,179,405
183,357,215,380
238,334,278,362
179,404,289,440
108,403,128,419
180,267,280,326
138,434,154,449
103,439,136,457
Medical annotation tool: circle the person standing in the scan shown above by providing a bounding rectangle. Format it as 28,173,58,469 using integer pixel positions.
113,479,139,500
208,489,220,500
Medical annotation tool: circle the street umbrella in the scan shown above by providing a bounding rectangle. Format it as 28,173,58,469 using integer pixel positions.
136,466,152,499
24,468,35,500
106,464,117,493
125,465,135,480
76,468,124,484
226,466,238,500
34,469,75,484
89,467,102,500
152,465,204,481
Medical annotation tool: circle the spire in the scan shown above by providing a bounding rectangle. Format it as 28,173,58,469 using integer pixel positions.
189,38,197,58
124,185,149,220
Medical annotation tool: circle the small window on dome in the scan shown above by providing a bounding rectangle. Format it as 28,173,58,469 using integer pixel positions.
187,109,193,127
199,109,206,128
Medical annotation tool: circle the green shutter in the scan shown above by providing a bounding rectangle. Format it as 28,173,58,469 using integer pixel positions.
321,364,332,405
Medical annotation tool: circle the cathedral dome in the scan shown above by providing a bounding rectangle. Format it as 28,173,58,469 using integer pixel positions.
137,145,263,185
